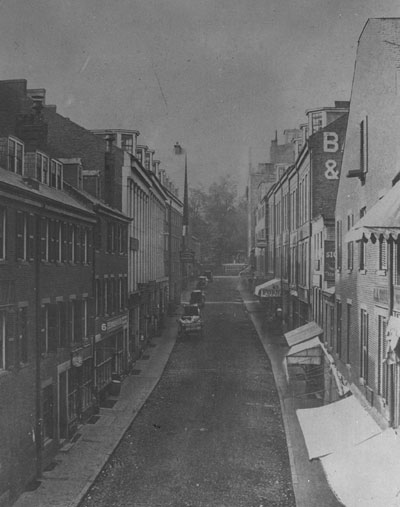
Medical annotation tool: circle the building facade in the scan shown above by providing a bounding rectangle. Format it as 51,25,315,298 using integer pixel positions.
0,135,97,504
334,18,400,427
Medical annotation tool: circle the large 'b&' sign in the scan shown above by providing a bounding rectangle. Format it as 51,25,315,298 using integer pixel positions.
323,132,339,180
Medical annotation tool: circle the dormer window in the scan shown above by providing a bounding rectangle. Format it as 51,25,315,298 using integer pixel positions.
310,111,324,134
4,137,24,174
36,152,49,184
121,134,133,153
145,151,150,171
135,149,143,163
50,159,63,189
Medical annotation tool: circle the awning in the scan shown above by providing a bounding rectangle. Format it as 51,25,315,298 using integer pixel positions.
345,181,400,242
321,429,400,507
286,336,323,365
254,278,281,297
284,321,323,347
296,395,381,460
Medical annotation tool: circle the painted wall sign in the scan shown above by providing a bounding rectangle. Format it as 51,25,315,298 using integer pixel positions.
324,241,336,282
323,132,340,179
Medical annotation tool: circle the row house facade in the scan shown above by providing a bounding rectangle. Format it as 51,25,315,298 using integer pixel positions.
0,136,99,505
92,130,182,345
257,18,400,432
264,105,348,328
0,80,184,503
334,18,400,428
251,131,299,275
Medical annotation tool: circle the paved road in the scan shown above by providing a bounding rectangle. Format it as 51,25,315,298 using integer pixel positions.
80,277,295,507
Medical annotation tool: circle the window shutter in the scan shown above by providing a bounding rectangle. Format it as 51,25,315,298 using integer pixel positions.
28,213,35,261
48,305,58,352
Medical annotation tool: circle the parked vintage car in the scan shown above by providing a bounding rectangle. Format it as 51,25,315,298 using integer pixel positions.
178,304,203,336
190,289,205,308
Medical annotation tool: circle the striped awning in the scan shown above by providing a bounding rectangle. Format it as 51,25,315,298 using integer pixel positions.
345,182,400,242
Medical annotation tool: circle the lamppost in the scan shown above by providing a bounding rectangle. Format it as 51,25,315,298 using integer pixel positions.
174,142,190,288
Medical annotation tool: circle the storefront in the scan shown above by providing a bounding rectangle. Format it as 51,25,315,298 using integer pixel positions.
95,314,128,401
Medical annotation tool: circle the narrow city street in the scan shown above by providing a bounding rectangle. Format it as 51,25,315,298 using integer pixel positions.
79,277,295,507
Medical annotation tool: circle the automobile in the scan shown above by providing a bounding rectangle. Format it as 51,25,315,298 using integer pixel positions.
203,270,213,282
178,304,203,336
197,276,208,289
190,289,205,307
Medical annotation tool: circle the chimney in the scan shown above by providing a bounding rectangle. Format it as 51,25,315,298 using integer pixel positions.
16,98,48,152
159,168,165,185
105,133,115,153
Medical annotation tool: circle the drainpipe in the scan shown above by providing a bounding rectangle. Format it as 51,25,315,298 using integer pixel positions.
35,213,42,478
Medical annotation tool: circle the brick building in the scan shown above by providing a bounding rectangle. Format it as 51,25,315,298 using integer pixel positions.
264,104,348,328
334,18,400,427
0,136,97,504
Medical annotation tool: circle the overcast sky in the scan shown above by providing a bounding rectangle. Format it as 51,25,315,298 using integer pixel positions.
1,0,400,194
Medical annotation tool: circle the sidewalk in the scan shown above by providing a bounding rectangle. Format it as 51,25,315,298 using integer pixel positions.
239,282,343,507
13,314,181,507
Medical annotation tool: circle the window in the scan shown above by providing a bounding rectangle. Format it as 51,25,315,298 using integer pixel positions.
8,137,24,174
42,385,54,441
360,309,369,382
49,159,63,190
58,302,68,348
347,241,354,270
40,218,49,261
16,212,35,261
73,300,82,344
95,278,102,317
0,207,6,260
107,222,114,253
41,304,58,354
104,279,108,315
336,220,342,270
378,315,388,399
346,303,351,364
359,239,366,270
0,311,7,369
18,306,28,364
336,300,342,357
74,225,81,263
121,134,133,153
61,222,68,262
347,213,354,270
395,240,400,285
379,239,387,271
360,117,368,175
80,228,87,263
36,152,49,184
311,111,323,134
82,298,88,340
95,219,102,251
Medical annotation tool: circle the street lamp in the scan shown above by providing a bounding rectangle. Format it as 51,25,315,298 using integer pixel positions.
174,142,190,289
173,142,189,244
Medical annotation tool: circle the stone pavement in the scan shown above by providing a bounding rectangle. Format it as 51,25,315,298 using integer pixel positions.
13,280,343,507
239,281,344,507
